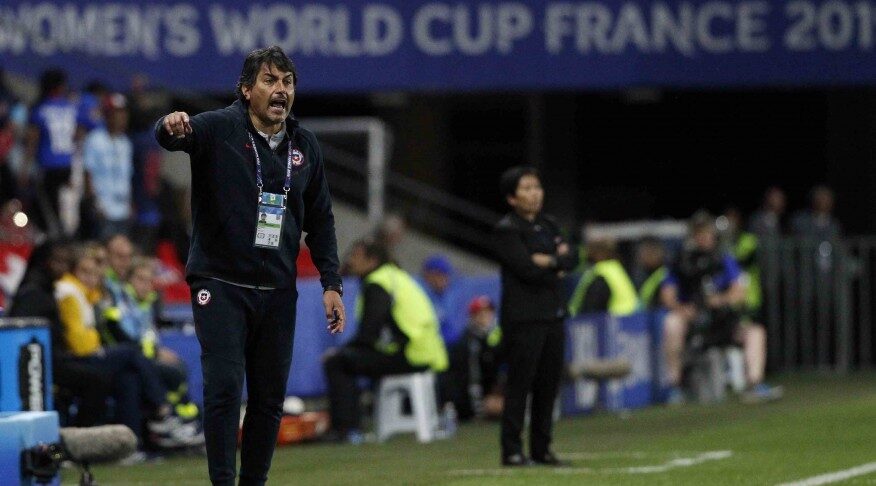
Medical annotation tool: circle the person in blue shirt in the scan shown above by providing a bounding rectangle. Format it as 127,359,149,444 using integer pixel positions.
22,69,88,231
420,254,460,345
76,81,108,132
661,213,781,404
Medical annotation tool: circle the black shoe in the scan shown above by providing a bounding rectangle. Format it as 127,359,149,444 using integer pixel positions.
501,454,532,467
532,452,570,467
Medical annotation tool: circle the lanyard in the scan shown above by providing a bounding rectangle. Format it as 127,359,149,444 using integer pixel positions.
247,131,293,202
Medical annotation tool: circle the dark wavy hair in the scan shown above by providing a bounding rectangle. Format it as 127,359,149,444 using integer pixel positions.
235,46,298,103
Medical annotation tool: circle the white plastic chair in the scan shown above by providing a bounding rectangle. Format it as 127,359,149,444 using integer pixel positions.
373,371,439,443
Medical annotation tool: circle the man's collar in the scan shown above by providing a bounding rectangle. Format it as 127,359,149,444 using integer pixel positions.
257,121,286,140
233,99,299,136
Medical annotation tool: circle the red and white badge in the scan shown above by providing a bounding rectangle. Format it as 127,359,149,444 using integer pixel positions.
291,149,304,166
196,289,211,306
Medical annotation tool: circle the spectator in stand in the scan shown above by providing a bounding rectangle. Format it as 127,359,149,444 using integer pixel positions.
749,187,787,239
790,186,844,362
99,256,202,444
105,233,135,296
7,242,71,328
22,69,86,232
447,295,504,421
82,240,110,281
420,254,460,344
53,246,200,455
568,238,638,317
83,94,134,238
76,81,108,132
636,237,669,310
4,241,112,425
323,239,448,443
791,185,842,241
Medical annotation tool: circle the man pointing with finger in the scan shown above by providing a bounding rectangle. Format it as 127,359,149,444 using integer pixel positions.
155,46,345,486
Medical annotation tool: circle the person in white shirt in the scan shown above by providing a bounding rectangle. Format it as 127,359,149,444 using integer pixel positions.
83,93,133,238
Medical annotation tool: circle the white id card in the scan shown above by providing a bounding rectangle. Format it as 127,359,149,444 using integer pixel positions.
254,192,286,249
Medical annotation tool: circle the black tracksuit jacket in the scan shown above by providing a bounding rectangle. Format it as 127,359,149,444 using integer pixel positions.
154,100,341,290
493,212,578,325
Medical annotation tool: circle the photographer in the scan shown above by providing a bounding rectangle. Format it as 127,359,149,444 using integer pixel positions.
661,213,781,404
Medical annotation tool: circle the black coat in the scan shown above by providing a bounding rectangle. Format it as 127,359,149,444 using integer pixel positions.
493,212,578,325
7,274,66,358
154,101,341,290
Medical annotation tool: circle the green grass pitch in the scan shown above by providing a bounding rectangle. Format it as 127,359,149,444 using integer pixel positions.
63,373,876,485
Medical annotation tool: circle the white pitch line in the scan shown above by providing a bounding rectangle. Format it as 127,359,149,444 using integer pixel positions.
606,450,733,475
450,467,597,476
449,450,733,477
558,450,725,460
776,462,876,486
558,451,652,460
448,469,520,476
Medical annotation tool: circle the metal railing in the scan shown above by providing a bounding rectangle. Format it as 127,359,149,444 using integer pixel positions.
314,132,501,256
761,236,875,372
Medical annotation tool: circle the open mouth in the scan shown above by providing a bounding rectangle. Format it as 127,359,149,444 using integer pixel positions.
269,98,287,112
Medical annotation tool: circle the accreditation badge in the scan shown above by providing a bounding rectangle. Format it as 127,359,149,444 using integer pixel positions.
254,192,286,249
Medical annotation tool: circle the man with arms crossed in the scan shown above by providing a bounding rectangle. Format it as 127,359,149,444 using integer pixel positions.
494,166,577,466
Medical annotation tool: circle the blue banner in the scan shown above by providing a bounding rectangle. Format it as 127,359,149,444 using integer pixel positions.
161,277,659,413
563,313,653,414
2,0,875,92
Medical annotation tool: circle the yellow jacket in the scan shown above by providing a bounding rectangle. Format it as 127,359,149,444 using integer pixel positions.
55,273,101,357
358,263,449,372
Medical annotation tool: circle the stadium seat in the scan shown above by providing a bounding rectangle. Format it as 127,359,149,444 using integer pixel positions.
373,372,439,443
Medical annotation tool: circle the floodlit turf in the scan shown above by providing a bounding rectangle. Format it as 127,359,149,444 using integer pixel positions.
62,373,876,485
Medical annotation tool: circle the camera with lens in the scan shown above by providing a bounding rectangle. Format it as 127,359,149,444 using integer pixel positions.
673,247,724,305
673,246,740,346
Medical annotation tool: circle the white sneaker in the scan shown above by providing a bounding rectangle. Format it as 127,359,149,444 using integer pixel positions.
147,415,183,435
152,421,205,449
